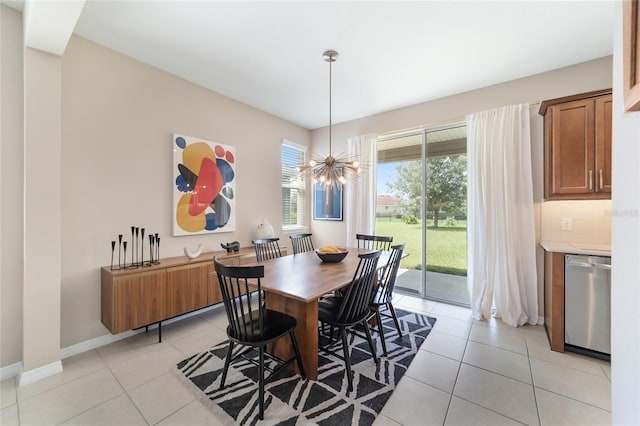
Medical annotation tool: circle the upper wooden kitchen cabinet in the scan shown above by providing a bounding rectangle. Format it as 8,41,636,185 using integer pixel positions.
540,89,612,200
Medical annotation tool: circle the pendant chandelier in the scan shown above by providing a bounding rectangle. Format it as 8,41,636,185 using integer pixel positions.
297,50,360,187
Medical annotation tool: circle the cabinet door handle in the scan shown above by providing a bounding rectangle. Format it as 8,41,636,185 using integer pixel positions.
599,169,604,190
589,170,593,190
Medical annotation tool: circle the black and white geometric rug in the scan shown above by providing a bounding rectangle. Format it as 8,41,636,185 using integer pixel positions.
175,309,436,425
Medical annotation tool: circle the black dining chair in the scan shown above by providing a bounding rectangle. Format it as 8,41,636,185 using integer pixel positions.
289,233,315,255
214,258,306,421
317,250,381,393
356,233,393,251
367,243,405,356
252,237,282,262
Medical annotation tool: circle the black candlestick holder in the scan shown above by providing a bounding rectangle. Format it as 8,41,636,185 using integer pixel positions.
118,234,123,269
109,226,160,269
110,241,116,270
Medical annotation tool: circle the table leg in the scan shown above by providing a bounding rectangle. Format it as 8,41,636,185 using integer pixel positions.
266,294,318,381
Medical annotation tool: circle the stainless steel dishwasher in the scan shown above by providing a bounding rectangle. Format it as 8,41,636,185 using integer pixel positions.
565,254,611,359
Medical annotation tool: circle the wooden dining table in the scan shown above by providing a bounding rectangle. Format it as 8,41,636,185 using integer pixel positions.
255,247,392,381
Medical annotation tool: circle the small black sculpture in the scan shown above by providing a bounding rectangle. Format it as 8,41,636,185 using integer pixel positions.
221,241,240,253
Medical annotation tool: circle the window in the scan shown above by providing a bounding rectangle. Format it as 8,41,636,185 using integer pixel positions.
281,140,307,230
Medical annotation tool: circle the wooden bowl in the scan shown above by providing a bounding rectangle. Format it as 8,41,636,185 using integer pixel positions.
315,248,348,263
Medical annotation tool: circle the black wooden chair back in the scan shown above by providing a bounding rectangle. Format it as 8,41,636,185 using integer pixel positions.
214,259,265,341
252,237,282,262
337,251,381,324
289,233,315,255
356,233,393,251
213,258,306,420
374,243,405,305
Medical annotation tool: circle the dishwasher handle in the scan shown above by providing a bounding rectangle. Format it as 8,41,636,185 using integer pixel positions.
567,259,594,268
567,258,611,270
593,263,612,271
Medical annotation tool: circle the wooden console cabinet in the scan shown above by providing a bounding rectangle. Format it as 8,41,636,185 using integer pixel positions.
101,246,270,335
540,89,612,200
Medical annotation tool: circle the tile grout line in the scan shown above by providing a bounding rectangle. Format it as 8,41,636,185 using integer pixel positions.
95,344,152,424
458,361,534,387
532,384,612,413
451,395,529,426
440,312,472,426
528,354,612,379
525,333,543,426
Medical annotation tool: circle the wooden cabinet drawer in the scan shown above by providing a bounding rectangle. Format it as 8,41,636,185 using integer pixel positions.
207,263,223,305
166,263,208,318
104,270,166,333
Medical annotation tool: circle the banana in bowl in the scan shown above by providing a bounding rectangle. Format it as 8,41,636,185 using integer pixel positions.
315,245,348,263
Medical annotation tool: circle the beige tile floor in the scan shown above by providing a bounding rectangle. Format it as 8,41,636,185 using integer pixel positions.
0,294,611,425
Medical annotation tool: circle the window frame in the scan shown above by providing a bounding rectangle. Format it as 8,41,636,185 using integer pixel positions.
281,139,309,232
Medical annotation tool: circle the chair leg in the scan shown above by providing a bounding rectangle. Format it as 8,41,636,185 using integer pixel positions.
375,309,388,356
258,346,265,420
388,303,402,337
340,327,354,393
220,340,234,388
290,331,306,379
362,320,378,363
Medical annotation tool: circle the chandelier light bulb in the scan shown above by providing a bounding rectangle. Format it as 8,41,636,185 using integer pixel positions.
309,160,317,167
352,161,359,168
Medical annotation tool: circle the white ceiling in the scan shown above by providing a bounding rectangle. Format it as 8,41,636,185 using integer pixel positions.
7,1,614,129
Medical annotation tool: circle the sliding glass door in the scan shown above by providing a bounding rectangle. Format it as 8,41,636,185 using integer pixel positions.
376,133,424,296
376,124,469,305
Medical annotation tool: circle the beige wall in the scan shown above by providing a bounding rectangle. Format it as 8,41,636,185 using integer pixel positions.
311,56,612,244
310,56,613,318
59,36,310,348
0,3,616,371
0,22,311,369
0,5,24,368
23,46,63,372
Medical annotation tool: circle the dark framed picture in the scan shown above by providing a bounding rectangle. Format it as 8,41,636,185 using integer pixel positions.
313,183,343,221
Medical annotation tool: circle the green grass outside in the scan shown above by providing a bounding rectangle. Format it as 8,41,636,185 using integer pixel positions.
375,217,468,276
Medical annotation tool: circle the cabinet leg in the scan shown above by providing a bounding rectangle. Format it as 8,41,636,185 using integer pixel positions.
158,322,162,343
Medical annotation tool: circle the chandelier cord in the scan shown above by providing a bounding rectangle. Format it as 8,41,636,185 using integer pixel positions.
296,50,360,187
328,51,333,156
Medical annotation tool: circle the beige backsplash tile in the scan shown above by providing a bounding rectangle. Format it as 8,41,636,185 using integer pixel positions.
540,200,611,244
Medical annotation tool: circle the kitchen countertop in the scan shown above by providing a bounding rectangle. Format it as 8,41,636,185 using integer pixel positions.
539,241,611,257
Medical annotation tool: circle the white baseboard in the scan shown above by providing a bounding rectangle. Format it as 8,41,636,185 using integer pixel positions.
59,328,142,359
59,304,221,359
1,304,225,383
0,362,22,382
18,360,63,386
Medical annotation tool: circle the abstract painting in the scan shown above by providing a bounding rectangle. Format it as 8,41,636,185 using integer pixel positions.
313,183,343,221
173,134,236,236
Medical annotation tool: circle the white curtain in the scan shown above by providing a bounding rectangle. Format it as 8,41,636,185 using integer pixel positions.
345,133,377,247
466,104,538,326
